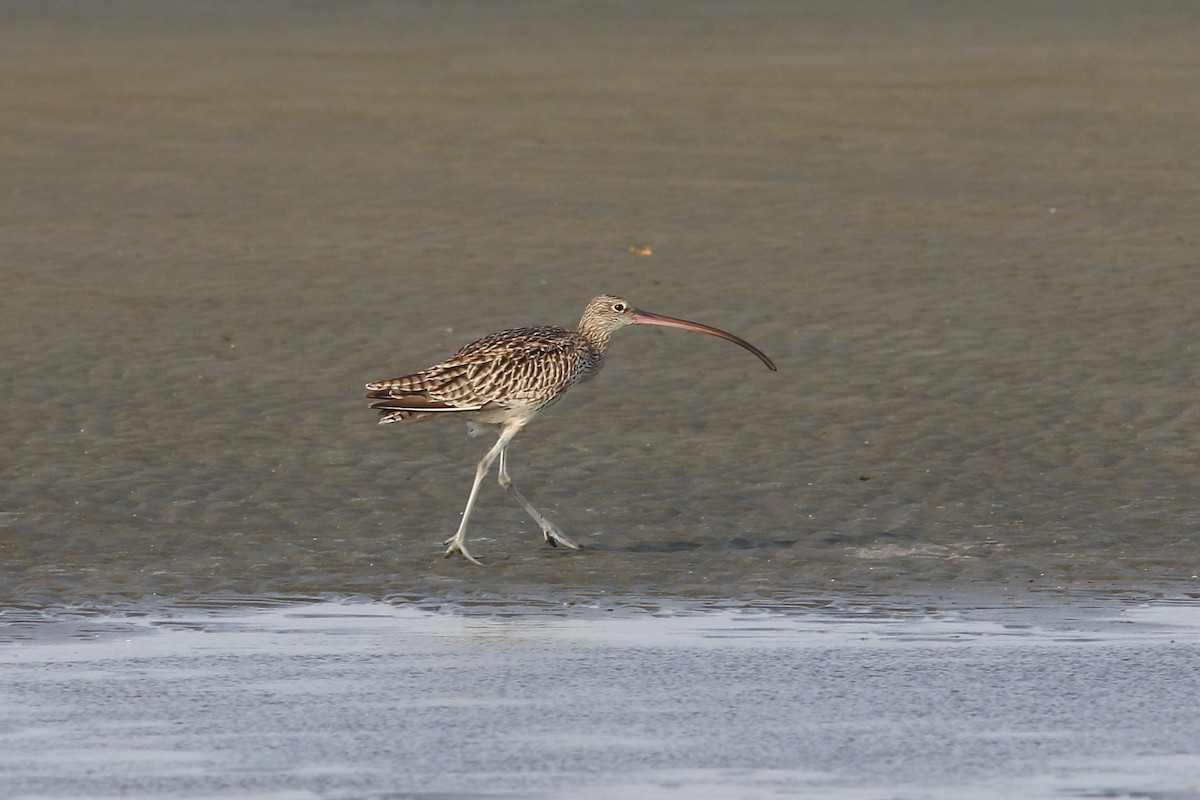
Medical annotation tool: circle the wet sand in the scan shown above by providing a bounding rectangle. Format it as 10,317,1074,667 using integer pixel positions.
3,598,1200,799
2,0,1199,602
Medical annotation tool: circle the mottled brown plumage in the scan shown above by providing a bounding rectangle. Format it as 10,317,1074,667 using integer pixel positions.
366,294,775,564
365,326,600,424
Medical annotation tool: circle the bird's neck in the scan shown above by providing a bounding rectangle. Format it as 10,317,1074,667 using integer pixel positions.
576,318,615,352
574,323,611,381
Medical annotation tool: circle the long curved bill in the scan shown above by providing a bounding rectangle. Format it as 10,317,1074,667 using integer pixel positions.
631,309,777,371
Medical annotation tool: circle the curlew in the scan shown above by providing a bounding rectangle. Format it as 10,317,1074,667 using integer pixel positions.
365,294,776,564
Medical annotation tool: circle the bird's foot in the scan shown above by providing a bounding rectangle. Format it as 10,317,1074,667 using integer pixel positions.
442,535,485,566
542,523,583,551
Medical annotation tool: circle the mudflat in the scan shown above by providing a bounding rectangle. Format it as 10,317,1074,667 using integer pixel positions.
1,2,1198,797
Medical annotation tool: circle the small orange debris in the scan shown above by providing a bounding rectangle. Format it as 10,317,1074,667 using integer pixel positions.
628,244,653,256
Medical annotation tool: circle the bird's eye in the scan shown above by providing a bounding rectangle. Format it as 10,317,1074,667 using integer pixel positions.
612,303,627,312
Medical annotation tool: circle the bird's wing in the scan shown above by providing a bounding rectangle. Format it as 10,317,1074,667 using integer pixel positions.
451,327,586,406
365,326,586,421
365,361,486,413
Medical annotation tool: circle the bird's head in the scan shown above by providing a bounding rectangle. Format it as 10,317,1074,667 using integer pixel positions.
578,294,777,370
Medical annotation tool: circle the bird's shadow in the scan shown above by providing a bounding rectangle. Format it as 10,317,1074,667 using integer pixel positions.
602,537,797,554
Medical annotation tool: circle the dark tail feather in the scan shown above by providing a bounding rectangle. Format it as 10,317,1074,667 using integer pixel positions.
366,391,475,424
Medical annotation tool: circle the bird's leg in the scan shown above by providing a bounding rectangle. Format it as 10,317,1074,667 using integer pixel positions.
443,426,516,565
497,443,583,551
442,462,488,565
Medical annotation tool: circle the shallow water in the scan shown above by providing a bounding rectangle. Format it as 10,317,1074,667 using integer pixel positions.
3,597,1200,799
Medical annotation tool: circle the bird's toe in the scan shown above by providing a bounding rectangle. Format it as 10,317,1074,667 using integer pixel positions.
443,539,485,566
543,527,583,551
